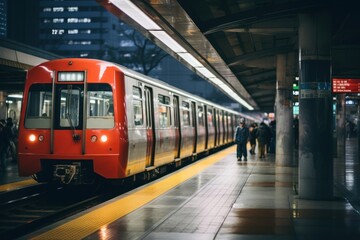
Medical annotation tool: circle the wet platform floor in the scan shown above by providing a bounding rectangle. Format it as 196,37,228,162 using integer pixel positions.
16,140,360,240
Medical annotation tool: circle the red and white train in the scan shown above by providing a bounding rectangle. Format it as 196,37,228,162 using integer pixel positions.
18,58,252,185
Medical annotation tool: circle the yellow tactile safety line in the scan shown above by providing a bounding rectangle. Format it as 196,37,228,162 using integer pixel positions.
32,146,235,240
0,179,37,192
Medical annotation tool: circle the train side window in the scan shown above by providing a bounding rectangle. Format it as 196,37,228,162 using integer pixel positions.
198,105,205,127
25,84,52,129
158,94,171,128
207,108,213,128
87,84,114,129
182,101,190,127
133,87,143,126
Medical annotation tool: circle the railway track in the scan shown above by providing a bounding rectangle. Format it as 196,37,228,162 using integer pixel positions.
0,184,126,239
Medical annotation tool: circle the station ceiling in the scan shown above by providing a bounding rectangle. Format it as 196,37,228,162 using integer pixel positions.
1,0,359,113
99,0,360,113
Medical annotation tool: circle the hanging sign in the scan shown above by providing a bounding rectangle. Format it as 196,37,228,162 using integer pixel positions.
332,78,360,93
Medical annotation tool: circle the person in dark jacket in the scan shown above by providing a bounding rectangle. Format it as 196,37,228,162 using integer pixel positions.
0,119,6,171
248,123,258,155
256,122,270,158
234,119,249,161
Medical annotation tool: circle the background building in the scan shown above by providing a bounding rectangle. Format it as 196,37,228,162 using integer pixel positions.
5,0,237,108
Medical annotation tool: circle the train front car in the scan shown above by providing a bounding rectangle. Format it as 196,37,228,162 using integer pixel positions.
18,59,128,184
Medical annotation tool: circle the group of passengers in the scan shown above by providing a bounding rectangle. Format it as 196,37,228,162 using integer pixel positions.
234,119,276,161
0,117,17,172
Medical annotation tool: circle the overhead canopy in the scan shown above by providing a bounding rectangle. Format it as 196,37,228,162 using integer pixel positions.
98,0,360,113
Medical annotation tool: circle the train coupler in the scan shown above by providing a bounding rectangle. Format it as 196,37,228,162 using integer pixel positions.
53,163,80,184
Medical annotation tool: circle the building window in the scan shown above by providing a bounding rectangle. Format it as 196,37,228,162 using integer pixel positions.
67,7,78,12
53,7,64,12
53,18,64,23
68,29,78,34
52,29,65,35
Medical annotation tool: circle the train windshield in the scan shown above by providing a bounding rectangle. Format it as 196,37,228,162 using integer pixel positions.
25,83,114,129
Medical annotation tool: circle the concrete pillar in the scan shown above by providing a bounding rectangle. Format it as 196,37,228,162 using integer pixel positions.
336,94,346,159
298,12,333,200
358,102,360,160
275,53,295,166
0,92,7,120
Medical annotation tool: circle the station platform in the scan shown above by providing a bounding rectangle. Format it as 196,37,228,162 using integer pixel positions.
1,140,360,239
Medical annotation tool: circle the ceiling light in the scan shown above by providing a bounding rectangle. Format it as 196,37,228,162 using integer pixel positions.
8,94,23,99
109,0,161,30
195,67,216,79
178,53,203,67
150,31,187,53
208,77,224,86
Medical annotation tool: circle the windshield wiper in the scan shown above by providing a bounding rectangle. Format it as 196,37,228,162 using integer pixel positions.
66,85,80,142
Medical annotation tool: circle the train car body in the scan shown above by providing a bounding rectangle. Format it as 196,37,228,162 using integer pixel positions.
18,58,247,185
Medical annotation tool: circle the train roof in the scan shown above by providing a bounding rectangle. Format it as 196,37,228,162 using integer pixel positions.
36,58,257,121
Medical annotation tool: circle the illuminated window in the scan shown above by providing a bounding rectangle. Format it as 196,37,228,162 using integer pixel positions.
80,29,91,34
158,95,171,128
53,18,64,23
52,29,65,35
87,84,114,129
67,7,78,12
182,101,190,127
68,18,78,23
79,18,91,23
207,108,213,128
198,106,205,126
53,7,64,12
43,7,51,12
133,87,143,126
25,84,52,129
68,29,78,34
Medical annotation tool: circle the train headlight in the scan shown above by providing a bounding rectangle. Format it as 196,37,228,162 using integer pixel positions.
100,135,108,142
29,134,36,142
38,135,44,142
90,135,97,142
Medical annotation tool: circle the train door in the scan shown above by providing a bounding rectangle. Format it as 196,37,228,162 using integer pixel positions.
144,87,155,168
173,95,181,159
191,101,197,153
53,84,84,155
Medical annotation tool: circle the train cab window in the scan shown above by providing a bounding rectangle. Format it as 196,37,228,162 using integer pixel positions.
158,94,171,128
198,105,205,127
87,84,114,129
25,84,52,129
60,87,80,128
133,87,143,126
181,101,190,127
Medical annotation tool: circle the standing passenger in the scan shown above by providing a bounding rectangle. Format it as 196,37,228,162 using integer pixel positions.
0,119,6,171
234,119,249,161
248,123,258,155
256,122,270,158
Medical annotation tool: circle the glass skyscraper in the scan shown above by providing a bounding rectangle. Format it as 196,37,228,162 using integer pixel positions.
0,0,7,36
